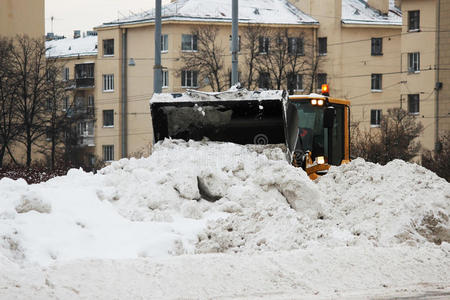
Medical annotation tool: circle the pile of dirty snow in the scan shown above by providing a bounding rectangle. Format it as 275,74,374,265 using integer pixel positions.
1,140,448,267
0,140,449,298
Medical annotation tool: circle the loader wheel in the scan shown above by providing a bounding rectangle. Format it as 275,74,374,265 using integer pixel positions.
253,134,269,145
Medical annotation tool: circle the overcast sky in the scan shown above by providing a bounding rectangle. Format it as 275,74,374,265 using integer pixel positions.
45,0,171,37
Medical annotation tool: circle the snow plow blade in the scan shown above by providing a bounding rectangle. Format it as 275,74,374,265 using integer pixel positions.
150,90,286,145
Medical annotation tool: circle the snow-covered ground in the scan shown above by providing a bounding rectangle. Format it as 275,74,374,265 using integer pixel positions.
1,140,449,299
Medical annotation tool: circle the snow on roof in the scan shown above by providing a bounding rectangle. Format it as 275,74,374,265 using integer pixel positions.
46,36,98,58
342,0,402,26
101,0,318,27
150,88,286,104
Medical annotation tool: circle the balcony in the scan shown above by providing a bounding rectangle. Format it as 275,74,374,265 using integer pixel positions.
75,63,95,89
75,77,95,89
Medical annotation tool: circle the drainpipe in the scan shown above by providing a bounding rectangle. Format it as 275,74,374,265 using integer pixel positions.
434,0,441,151
154,0,162,93
231,0,239,85
121,28,128,158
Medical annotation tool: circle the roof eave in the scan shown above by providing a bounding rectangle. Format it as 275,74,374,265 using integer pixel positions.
96,16,319,30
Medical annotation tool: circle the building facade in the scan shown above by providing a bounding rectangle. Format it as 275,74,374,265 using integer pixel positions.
0,0,45,38
400,0,450,151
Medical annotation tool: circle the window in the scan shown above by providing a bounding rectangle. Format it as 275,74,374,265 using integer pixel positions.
181,34,197,51
46,99,53,111
259,36,269,54
78,121,94,136
63,67,69,81
371,74,382,91
288,37,304,55
318,37,327,56
317,73,327,89
370,109,382,127
87,95,94,108
181,70,198,88
62,96,69,111
408,52,420,73
371,38,383,55
408,94,420,114
103,145,114,162
103,110,114,127
103,39,114,56
229,35,241,52
103,74,114,92
408,10,420,31
258,72,270,89
288,73,303,92
75,63,94,78
161,34,168,52
162,70,169,88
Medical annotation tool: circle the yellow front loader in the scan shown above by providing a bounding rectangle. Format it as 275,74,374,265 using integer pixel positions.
150,85,350,179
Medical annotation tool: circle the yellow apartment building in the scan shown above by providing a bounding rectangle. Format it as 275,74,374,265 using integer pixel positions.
292,0,403,133
46,34,98,165
0,0,45,38
400,0,450,151
45,0,449,164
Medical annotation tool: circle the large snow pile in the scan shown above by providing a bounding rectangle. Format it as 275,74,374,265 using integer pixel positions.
1,140,448,268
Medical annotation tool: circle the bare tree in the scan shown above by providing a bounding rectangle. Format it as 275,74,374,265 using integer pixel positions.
0,37,19,167
351,108,424,164
241,24,265,89
421,132,450,181
251,28,319,93
10,35,52,166
180,26,228,92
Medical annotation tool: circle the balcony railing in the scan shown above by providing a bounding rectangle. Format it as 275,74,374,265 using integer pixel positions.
78,135,95,147
75,77,95,88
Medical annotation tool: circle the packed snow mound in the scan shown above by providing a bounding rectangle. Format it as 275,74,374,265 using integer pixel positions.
0,140,448,266
317,158,450,246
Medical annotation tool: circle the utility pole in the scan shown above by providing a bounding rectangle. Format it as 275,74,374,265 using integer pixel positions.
231,0,239,86
154,0,162,93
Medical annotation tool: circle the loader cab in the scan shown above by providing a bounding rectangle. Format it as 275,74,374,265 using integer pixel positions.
288,95,350,179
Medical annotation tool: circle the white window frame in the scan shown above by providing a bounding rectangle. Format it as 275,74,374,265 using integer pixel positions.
162,70,169,88
408,52,420,73
259,36,269,54
370,109,382,127
87,95,94,108
161,34,168,53
78,121,94,137
181,70,198,88
181,34,197,52
103,74,114,92
371,38,383,56
103,109,114,128
408,10,420,32
63,67,69,81
103,39,114,56
408,94,420,115
103,145,114,162
288,37,304,56
318,37,327,56
371,74,382,92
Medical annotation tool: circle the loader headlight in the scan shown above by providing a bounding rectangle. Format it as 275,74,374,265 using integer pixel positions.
311,99,317,106
316,156,325,165
318,99,324,106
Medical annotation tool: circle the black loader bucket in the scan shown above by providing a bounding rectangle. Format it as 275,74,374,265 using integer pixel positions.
150,91,287,145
